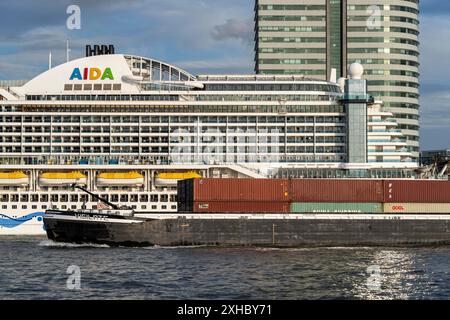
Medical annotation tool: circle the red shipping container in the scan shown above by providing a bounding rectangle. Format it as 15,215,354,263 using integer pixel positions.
193,201,290,213
384,180,450,203
192,178,290,202
290,179,384,203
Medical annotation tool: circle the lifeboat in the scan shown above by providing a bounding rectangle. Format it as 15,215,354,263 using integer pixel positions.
0,171,29,186
97,171,144,186
39,172,87,186
154,171,202,187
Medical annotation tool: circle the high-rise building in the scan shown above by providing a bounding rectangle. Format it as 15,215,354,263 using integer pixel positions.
255,0,420,159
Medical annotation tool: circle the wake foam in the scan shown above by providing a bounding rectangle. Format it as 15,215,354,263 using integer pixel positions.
38,239,110,249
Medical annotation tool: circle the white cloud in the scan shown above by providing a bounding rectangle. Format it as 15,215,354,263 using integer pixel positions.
212,19,253,46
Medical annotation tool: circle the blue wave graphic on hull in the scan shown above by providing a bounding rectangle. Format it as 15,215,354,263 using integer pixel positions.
0,212,45,228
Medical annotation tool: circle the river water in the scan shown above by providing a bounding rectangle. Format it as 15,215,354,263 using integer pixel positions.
1,236,450,300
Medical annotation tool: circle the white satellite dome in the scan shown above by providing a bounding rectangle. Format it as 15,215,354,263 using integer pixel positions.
348,63,364,80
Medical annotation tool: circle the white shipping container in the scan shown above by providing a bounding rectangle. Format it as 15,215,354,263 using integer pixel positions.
383,203,450,214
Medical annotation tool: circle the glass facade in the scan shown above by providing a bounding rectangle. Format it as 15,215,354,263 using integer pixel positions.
255,0,420,160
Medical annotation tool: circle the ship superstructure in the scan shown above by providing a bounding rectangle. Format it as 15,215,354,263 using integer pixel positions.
0,51,415,235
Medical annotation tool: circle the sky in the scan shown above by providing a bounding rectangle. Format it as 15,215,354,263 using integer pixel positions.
0,0,448,150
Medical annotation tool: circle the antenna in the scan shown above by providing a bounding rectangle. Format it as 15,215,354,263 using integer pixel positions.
66,39,71,62
48,51,52,70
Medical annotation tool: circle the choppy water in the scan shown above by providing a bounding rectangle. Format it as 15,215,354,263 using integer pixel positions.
1,236,450,300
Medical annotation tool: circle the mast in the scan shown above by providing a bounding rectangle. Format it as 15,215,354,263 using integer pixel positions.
66,39,71,62
71,184,121,210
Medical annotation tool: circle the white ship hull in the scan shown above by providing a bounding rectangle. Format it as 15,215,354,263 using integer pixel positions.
97,178,144,186
0,178,29,186
154,178,180,187
39,178,87,186
0,210,46,236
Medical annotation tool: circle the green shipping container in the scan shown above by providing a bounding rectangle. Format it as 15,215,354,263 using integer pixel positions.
290,203,383,213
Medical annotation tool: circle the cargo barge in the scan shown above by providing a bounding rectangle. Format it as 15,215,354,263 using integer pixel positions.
43,210,450,247
43,179,450,247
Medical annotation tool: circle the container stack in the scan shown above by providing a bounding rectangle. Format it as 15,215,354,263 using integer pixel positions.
177,178,450,214
177,178,290,213
383,180,450,213
289,179,383,213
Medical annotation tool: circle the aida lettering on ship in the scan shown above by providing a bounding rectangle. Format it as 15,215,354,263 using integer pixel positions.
69,67,114,81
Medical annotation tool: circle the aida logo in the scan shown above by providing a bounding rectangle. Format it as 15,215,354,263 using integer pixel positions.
69,67,114,80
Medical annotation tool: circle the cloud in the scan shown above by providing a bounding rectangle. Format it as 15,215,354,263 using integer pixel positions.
212,19,253,46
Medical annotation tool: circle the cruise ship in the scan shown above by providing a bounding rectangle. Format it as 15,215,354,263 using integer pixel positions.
0,48,416,235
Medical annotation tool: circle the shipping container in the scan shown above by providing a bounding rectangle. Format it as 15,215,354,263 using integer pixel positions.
290,179,384,203
290,202,383,213
384,180,450,203
383,203,450,214
183,178,290,202
193,201,290,213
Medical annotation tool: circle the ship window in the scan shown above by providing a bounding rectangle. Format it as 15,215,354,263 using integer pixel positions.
64,84,73,91
170,195,177,202
22,205,27,209
11,194,19,202
150,195,158,202
31,195,38,202
161,205,167,210
51,194,58,202
131,205,137,209
141,205,147,210
103,84,112,90
113,84,121,91
2,205,6,209
73,84,82,91
130,194,138,202
151,205,157,210
94,84,102,90
12,205,17,209
84,84,92,91
32,205,37,210
71,205,76,210
62,205,67,209
160,195,168,202
60,194,68,202
1,195,8,202
140,195,149,202
41,205,47,209
120,194,128,202
171,205,177,210
70,195,78,202
40,194,48,202
20,194,29,202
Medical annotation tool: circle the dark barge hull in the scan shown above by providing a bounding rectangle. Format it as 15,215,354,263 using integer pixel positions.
44,215,450,247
